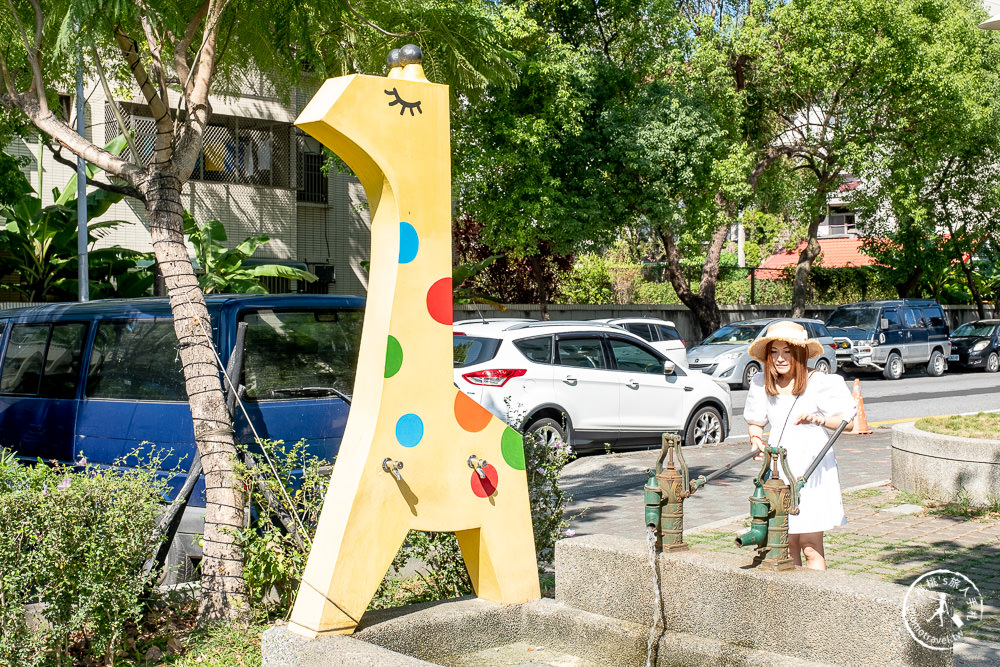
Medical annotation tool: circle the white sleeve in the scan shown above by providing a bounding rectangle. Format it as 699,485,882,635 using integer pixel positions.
816,374,857,422
743,375,769,427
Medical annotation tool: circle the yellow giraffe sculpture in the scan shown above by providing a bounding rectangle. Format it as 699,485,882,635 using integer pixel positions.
287,45,541,638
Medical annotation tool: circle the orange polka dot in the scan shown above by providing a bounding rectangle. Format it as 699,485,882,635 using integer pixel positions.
454,390,492,433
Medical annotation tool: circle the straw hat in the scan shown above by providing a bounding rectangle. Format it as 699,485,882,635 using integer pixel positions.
748,320,824,362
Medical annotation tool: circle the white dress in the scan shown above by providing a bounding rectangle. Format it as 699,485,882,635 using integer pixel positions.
743,372,857,534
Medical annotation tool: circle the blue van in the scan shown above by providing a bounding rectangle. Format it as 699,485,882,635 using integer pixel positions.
0,294,364,576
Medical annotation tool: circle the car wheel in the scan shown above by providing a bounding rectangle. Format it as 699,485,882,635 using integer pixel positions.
883,352,904,380
684,406,724,446
986,352,1000,373
741,362,760,390
814,358,831,374
526,417,568,448
926,350,945,377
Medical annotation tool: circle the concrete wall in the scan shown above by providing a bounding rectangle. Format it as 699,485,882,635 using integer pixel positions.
455,303,983,346
555,534,949,666
892,422,1000,505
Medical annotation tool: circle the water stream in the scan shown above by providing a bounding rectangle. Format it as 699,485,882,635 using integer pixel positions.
645,527,663,667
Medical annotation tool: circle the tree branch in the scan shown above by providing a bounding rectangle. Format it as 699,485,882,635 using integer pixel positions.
342,0,416,38
49,144,145,202
0,94,142,185
114,26,173,167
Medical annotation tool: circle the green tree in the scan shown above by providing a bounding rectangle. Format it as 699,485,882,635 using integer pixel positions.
453,9,616,317
851,0,1000,313
0,0,514,620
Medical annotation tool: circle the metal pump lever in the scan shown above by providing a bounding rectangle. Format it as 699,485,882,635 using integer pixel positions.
382,458,404,481
798,419,850,489
468,455,488,479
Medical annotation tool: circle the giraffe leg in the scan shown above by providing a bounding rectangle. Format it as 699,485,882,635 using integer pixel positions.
456,512,541,604
288,486,412,637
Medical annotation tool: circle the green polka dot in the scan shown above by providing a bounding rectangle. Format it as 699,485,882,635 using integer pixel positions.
385,336,403,378
500,427,525,470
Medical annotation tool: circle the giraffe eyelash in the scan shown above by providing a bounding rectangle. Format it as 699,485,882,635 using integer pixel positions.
384,88,422,116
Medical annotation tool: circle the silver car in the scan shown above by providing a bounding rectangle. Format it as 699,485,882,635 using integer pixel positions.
686,318,838,389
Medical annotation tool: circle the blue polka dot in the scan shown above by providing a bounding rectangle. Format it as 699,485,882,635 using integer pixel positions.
399,222,419,264
395,414,424,447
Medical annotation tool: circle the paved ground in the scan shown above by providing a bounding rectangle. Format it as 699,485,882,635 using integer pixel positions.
559,422,1000,661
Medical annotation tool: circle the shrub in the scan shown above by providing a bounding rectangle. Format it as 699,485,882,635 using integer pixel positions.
234,439,330,618
0,448,168,666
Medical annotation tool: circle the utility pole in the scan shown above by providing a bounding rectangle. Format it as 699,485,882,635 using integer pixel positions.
76,47,89,302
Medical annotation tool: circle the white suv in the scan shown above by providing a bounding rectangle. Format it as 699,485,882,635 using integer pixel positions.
453,320,731,451
592,317,688,368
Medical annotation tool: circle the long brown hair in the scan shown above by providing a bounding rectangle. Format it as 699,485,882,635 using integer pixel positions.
763,341,809,396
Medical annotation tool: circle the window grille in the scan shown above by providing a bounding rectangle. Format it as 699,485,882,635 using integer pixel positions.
104,102,291,188
296,131,328,203
824,212,856,236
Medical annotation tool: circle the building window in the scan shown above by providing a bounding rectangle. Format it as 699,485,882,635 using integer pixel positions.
297,153,328,203
105,103,291,188
295,130,328,204
823,207,857,237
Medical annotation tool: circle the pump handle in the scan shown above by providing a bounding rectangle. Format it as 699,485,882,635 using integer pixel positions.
798,419,850,487
692,448,759,490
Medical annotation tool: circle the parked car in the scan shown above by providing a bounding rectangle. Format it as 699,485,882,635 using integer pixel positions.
948,320,1000,373
0,294,365,579
825,299,950,380
452,320,731,450
591,317,688,368
686,318,838,389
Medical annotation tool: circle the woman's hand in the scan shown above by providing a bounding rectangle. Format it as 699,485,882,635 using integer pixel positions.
750,433,765,461
796,412,826,427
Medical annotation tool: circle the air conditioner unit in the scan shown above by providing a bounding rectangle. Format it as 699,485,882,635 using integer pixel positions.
312,264,335,283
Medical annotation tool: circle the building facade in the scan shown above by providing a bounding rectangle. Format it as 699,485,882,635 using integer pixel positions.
7,75,372,299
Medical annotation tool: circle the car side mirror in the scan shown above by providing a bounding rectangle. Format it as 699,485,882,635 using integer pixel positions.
880,317,890,330
663,360,676,376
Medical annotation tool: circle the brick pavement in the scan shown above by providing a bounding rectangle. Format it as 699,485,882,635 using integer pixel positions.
559,424,1000,657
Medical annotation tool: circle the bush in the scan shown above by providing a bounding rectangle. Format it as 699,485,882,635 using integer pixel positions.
0,448,168,666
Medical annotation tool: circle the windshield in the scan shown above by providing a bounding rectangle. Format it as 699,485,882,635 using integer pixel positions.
953,322,997,338
702,324,764,345
826,307,879,330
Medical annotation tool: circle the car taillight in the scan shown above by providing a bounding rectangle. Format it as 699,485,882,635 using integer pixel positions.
462,369,527,386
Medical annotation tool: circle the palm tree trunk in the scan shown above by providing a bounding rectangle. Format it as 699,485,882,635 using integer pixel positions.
145,170,248,620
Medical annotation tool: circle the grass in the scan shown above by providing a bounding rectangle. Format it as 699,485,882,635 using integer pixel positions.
915,412,1000,438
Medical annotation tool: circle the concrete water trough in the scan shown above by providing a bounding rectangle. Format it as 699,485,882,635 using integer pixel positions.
262,534,950,666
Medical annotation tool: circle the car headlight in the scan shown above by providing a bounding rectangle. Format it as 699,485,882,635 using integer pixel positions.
718,350,743,363
973,340,990,353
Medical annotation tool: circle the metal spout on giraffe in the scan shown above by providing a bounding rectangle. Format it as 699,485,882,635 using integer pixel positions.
382,458,404,481
468,455,489,479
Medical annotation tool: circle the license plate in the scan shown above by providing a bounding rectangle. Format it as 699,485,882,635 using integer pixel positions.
948,354,959,361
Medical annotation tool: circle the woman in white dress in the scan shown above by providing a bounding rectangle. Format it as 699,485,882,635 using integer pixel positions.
744,320,857,571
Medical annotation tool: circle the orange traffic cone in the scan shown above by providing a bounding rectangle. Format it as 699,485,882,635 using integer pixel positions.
848,378,872,435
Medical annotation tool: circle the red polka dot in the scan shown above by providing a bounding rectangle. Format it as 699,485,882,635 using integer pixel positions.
470,464,499,498
454,390,492,433
426,277,452,325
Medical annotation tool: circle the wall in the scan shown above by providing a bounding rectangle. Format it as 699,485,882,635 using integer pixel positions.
454,303,983,345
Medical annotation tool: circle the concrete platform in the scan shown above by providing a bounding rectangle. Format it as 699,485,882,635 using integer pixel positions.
262,533,951,666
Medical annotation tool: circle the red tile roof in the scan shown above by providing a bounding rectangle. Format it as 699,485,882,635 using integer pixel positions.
757,238,875,278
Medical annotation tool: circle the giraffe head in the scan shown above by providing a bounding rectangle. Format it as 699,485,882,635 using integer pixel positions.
294,45,449,207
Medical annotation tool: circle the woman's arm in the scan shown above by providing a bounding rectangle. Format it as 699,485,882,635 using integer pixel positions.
749,422,766,459
795,412,855,431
